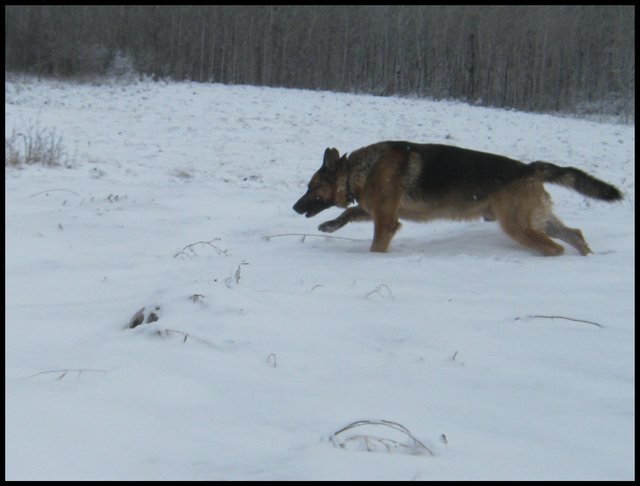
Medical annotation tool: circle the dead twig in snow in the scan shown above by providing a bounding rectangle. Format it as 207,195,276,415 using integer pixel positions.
225,260,249,287
330,419,434,456
163,329,222,349
165,328,190,343
22,369,109,380
29,188,80,197
366,284,395,302
517,314,604,328
174,238,230,258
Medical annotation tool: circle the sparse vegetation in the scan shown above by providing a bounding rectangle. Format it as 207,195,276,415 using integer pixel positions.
330,419,434,456
5,125,70,167
160,329,223,349
174,238,231,258
366,284,395,302
225,260,249,288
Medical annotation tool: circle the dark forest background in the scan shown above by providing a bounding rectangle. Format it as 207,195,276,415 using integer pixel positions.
4,5,635,120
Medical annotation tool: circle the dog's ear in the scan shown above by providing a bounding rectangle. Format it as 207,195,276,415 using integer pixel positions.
322,148,340,172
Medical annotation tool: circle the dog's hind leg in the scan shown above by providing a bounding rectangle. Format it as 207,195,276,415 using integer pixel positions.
515,228,565,256
494,184,565,256
544,214,592,255
498,217,565,256
318,205,370,233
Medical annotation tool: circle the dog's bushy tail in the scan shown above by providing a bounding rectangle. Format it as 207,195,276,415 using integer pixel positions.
531,161,623,201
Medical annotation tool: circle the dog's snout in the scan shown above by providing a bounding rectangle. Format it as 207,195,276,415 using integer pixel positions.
292,197,306,214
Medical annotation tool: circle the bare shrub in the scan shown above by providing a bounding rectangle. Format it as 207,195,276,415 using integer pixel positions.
5,125,70,167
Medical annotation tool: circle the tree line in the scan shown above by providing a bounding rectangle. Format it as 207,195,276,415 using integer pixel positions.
4,5,635,120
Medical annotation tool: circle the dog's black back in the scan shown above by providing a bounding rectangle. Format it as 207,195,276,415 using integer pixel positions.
387,141,531,198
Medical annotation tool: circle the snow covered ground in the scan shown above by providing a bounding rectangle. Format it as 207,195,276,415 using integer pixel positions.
5,76,634,480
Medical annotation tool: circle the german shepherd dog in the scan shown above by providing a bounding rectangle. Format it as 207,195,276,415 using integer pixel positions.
293,142,623,255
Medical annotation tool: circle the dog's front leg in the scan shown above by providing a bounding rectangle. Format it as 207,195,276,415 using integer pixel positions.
370,216,401,252
318,205,370,233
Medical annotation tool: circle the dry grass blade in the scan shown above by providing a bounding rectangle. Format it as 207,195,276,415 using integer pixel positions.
331,419,434,456
163,329,223,349
366,284,395,301
22,369,109,380
174,238,230,258
517,314,604,328
29,188,80,197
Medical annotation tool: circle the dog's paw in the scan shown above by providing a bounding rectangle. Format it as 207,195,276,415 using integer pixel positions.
318,220,340,233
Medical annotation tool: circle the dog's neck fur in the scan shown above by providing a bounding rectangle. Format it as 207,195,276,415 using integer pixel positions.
345,173,354,204
342,169,355,205
338,150,378,206
334,157,355,207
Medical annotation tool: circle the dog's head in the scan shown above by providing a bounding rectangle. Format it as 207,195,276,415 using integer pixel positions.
293,148,347,218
